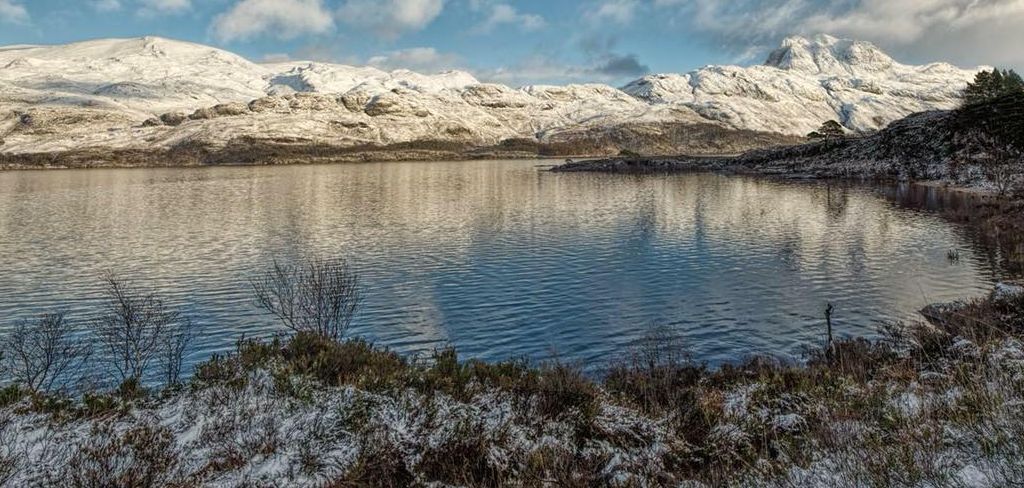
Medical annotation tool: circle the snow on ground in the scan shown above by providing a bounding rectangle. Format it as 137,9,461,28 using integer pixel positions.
2,333,1022,486
623,34,981,135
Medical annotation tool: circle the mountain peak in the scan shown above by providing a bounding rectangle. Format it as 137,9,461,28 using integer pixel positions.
765,34,895,74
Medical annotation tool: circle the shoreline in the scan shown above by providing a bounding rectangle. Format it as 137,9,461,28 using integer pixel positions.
2,281,1023,486
2,161,1022,485
0,123,804,172
0,148,673,172
554,154,1005,193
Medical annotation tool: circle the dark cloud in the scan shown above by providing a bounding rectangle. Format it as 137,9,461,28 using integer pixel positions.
591,53,649,76
575,32,650,78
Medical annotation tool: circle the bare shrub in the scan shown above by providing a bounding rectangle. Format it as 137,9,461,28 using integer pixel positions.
604,328,704,413
533,360,599,423
2,312,91,393
92,273,193,383
251,257,362,339
159,318,196,386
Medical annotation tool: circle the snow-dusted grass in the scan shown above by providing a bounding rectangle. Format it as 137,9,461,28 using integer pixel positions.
1,289,1023,487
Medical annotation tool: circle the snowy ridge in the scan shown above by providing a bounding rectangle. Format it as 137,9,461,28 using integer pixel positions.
623,34,984,136
0,35,984,158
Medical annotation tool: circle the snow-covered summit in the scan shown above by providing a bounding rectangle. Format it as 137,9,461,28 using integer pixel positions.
623,34,984,135
0,35,986,159
0,37,269,114
764,34,896,75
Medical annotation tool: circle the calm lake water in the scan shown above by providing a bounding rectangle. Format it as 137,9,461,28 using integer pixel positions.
0,161,1005,371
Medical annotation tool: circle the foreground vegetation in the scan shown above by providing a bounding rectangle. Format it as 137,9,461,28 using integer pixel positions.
4,122,1023,485
4,115,1024,484
1,267,1023,486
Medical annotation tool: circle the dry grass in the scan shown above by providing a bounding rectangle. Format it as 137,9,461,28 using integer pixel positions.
0,306,1022,486
1,278,1023,487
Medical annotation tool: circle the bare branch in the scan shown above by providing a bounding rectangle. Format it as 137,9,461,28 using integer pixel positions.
2,312,92,393
159,317,196,386
92,272,189,383
251,257,362,339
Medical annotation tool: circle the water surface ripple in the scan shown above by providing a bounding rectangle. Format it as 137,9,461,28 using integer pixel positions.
0,161,1001,370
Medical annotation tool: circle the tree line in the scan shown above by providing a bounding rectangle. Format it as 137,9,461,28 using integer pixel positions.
963,68,1024,106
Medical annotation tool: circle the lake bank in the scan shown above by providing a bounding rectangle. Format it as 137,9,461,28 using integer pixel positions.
0,121,804,171
2,161,1022,485
2,281,1023,487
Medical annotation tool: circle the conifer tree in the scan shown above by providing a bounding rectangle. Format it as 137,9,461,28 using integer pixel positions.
964,68,1024,105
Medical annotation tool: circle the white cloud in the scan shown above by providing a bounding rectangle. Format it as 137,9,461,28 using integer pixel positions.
212,0,334,42
0,0,29,24
654,0,1024,67
338,0,445,39
478,56,584,86
803,0,1023,44
138,0,191,16
478,52,648,86
367,47,462,72
587,0,640,25
471,2,545,33
91,0,122,12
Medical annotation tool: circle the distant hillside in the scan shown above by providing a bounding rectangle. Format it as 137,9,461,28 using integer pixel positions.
734,91,1024,182
624,34,982,135
0,35,985,168
555,93,1024,192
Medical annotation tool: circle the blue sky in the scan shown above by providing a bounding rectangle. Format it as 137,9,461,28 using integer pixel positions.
1,0,1021,85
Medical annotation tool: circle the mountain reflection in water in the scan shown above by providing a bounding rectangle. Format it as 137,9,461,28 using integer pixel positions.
0,161,1003,371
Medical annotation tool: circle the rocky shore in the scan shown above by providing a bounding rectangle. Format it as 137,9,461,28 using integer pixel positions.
554,93,1024,190
0,119,804,171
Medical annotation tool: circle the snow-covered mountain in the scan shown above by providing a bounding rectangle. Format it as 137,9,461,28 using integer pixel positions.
0,35,984,163
623,35,980,136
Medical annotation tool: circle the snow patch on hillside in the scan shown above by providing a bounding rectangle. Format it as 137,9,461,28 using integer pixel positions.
623,34,983,135
0,34,984,157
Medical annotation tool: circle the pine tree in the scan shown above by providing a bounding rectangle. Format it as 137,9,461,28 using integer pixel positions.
991,69,1005,89
1002,69,1024,92
963,68,1024,105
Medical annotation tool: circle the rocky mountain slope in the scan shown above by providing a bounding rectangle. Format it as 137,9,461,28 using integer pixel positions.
623,35,980,136
555,110,960,178
0,35,983,167
555,92,1024,195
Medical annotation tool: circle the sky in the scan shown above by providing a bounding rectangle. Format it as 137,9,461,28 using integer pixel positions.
1,0,1022,86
